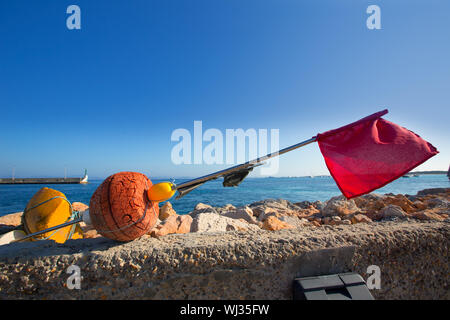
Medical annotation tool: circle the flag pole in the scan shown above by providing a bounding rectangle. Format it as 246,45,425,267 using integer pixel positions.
175,136,317,191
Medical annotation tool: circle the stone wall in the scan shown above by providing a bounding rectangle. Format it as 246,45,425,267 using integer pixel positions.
0,220,448,300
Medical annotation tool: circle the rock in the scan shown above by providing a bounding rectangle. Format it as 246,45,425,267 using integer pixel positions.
0,212,23,227
296,206,320,218
379,205,407,219
251,200,315,221
190,213,259,233
299,218,309,225
278,216,309,228
312,201,325,211
249,199,297,211
195,203,213,211
250,206,264,218
383,195,416,213
262,216,294,231
214,204,236,214
83,229,101,239
355,199,385,213
294,201,313,209
310,220,321,227
0,212,23,234
151,217,178,237
355,194,416,216
72,202,89,212
222,206,258,225
177,215,193,233
329,216,342,225
151,214,193,237
417,188,449,196
322,196,359,217
406,194,419,202
323,216,343,225
410,209,448,221
354,193,422,218
190,203,217,216
341,213,353,220
79,222,95,233
413,201,428,211
412,212,446,221
147,219,161,234
307,216,322,223
425,198,450,209
227,219,260,232
351,214,372,224
353,193,384,209
256,207,282,222
159,202,177,221
223,204,236,211
362,193,385,201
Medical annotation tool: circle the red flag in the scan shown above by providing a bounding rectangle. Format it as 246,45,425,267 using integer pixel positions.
316,109,439,199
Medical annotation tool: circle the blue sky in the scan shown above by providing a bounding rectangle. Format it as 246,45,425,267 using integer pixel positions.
0,0,448,179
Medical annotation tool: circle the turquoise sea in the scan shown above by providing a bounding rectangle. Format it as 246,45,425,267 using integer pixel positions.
0,175,448,216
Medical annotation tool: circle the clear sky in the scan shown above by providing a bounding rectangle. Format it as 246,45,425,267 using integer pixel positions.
0,0,449,179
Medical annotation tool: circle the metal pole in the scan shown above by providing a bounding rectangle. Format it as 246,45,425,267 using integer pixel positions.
175,136,317,190
11,218,83,243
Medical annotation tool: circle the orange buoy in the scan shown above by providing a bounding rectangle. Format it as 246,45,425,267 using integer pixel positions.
89,172,159,241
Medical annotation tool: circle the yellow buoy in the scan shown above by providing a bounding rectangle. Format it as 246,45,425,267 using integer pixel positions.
22,187,83,243
147,182,176,202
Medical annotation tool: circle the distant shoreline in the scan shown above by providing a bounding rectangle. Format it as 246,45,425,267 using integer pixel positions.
408,171,447,175
1,171,445,181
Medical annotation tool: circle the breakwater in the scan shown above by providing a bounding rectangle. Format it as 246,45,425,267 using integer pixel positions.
0,220,448,299
0,178,87,184
0,187,448,299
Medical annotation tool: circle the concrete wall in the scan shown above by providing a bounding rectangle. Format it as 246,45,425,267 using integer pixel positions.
0,178,83,184
0,220,448,299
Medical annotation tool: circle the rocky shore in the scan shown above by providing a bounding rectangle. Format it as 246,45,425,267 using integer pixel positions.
0,188,448,299
1,188,449,240
105,187,449,237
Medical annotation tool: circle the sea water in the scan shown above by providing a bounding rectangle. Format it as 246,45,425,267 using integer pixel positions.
0,175,448,216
